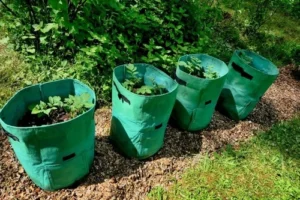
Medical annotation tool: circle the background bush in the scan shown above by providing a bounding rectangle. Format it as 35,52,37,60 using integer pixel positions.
0,0,299,104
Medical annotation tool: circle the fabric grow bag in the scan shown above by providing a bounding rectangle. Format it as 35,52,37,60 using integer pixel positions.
172,54,229,131
0,79,96,191
217,50,279,120
110,64,178,159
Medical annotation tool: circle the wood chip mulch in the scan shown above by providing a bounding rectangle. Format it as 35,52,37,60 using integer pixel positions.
1,65,299,200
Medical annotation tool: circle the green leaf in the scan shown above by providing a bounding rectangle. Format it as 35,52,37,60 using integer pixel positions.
28,104,36,111
43,108,53,116
40,101,47,108
61,60,68,67
31,107,42,114
32,22,43,31
178,61,188,67
41,23,58,33
80,93,90,101
84,102,94,109
26,48,36,54
49,96,54,104
40,36,48,44
0,37,9,45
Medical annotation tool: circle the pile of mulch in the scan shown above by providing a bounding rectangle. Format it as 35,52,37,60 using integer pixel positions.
1,65,299,199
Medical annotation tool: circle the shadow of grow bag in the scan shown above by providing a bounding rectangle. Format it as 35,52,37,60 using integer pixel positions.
171,54,229,131
217,50,279,120
0,79,96,191
110,64,178,160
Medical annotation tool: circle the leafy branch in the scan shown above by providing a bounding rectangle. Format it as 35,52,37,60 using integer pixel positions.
25,0,41,52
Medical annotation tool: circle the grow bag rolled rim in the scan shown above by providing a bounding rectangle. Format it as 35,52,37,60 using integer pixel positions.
114,63,178,98
0,79,96,130
177,54,229,82
234,49,279,76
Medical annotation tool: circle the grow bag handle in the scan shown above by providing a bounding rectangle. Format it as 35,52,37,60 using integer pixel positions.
0,109,19,142
232,62,253,80
113,81,131,105
0,128,19,142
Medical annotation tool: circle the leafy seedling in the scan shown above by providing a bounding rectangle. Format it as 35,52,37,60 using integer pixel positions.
122,64,167,95
178,56,205,78
122,64,143,92
28,93,93,120
64,93,94,118
238,51,253,66
204,66,219,79
178,56,219,79
47,96,64,107
136,85,153,95
29,100,57,118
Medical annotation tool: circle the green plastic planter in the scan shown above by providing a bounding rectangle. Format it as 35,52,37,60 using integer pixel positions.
110,64,178,159
217,50,279,120
172,54,229,131
0,79,96,191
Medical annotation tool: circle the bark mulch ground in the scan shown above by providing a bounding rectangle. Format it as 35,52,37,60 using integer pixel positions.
1,65,299,200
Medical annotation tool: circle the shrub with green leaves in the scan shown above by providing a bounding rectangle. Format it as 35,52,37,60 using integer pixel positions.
0,0,223,103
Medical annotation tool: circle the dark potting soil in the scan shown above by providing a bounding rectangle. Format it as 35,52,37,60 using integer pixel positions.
18,108,71,127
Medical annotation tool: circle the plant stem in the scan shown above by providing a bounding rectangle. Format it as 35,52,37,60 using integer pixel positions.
70,0,87,22
25,0,40,53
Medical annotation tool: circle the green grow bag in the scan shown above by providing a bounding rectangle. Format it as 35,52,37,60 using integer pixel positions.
172,54,229,131
0,79,96,191
110,64,178,159
217,50,279,120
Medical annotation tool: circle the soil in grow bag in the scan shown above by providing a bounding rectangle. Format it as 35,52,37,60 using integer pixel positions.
217,50,279,120
0,79,96,191
172,54,229,131
110,63,178,160
18,94,94,127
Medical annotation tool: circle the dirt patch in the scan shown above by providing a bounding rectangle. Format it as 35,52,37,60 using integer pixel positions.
1,65,300,199
18,108,71,127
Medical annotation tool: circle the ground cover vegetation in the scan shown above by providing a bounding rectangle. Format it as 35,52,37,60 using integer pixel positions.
148,116,300,199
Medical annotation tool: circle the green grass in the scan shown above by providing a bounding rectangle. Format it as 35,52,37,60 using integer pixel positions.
220,1,300,66
148,117,300,200
262,12,300,44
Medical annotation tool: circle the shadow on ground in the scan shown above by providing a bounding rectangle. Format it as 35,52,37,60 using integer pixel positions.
247,98,279,127
81,94,281,186
257,116,300,160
